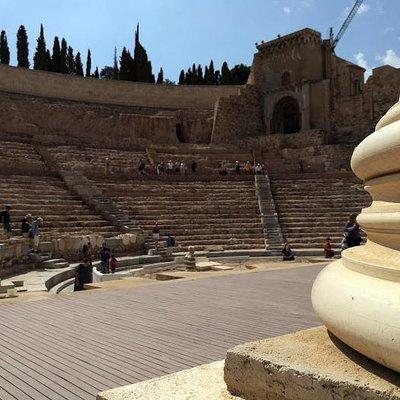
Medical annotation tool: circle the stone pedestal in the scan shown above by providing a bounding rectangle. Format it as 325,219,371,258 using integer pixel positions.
224,327,400,400
312,97,400,373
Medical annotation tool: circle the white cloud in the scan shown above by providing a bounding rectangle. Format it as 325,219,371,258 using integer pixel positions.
354,52,372,78
357,3,371,14
384,27,395,34
377,49,400,68
283,6,291,14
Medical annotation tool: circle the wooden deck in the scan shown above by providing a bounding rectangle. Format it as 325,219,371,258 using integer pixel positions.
0,265,322,399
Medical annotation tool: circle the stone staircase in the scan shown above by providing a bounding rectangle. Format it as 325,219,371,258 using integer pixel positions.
270,173,371,249
254,175,284,251
98,179,266,251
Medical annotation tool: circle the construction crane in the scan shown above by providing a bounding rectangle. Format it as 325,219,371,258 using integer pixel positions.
331,0,364,51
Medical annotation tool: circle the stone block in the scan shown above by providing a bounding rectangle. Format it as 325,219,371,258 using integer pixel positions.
224,326,400,400
97,361,241,400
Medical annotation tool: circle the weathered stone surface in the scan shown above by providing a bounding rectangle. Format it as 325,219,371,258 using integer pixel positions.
97,361,242,400
224,327,400,400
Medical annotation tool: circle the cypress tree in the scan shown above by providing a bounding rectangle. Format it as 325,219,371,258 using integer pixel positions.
119,47,133,81
51,36,61,72
178,69,185,85
197,64,204,84
150,73,155,83
0,30,10,65
45,49,52,71
215,70,221,85
133,24,153,82
204,66,209,85
156,67,164,84
185,68,192,85
205,60,215,85
33,24,47,70
16,25,30,68
113,47,119,79
66,46,75,74
93,67,99,78
191,63,198,84
75,52,84,76
60,38,67,73
220,61,232,85
86,49,91,77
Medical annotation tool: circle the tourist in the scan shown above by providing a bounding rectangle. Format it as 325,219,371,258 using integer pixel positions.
110,254,117,274
282,242,295,261
344,214,362,248
298,159,305,173
219,162,227,175
138,159,146,175
153,222,161,248
174,160,181,174
244,161,252,174
167,160,174,174
82,241,93,262
28,217,43,253
99,242,111,273
166,233,176,247
156,162,163,175
0,205,12,237
21,213,32,238
105,157,110,174
191,160,197,174
324,237,335,259
74,258,92,291
255,163,263,175
180,161,186,174
235,161,241,174
159,161,165,175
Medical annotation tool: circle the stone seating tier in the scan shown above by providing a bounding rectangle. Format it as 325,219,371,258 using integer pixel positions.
98,180,266,250
0,175,121,241
270,176,371,248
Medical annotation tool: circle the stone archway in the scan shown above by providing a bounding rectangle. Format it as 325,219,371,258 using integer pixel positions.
271,96,301,134
176,123,188,143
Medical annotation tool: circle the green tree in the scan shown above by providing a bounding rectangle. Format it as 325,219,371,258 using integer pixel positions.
133,24,153,82
51,36,61,72
197,65,204,84
100,65,114,79
60,38,67,73
185,68,192,85
231,64,251,85
66,46,75,74
16,25,29,68
119,47,133,81
93,67,99,78
33,24,47,70
85,49,91,77
220,61,232,85
156,67,164,84
45,49,52,70
205,60,215,85
75,52,84,76
204,66,209,86
178,69,185,85
0,30,10,64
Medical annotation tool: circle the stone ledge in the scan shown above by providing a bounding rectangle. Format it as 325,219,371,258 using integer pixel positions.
97,361,242,400
224,326,400,400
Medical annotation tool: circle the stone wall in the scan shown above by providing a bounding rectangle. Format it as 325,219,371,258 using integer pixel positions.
211,85,264,143
0,64,240,110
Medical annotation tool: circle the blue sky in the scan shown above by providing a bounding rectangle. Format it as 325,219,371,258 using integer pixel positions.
1,0,399,81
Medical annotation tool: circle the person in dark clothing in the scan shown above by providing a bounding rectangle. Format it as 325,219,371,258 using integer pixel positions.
344,214,362,248
0,205,12,236
324,237,335,259
110,254,117,274
138,159,146,175
191,160,197,174
21,214,32,237
282,242,295,261
166,233,175,247
235,161,241,174
99,243,111,273
298,160,305,173
74,259,92,291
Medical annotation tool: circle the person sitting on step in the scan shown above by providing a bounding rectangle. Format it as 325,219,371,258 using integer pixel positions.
324,237,335,259
282,242,295,261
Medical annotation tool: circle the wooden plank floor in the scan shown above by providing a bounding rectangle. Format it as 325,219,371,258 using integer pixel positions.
0,265,322,399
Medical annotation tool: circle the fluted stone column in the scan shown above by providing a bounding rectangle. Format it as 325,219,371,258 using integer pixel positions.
312,97,400,373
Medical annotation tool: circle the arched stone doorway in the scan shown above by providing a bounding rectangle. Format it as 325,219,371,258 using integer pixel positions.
176,123,188,143
271,96,301,134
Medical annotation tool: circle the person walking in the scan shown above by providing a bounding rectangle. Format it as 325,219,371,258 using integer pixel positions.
28,217,43,252
0,205,12,237
99,243,111,273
